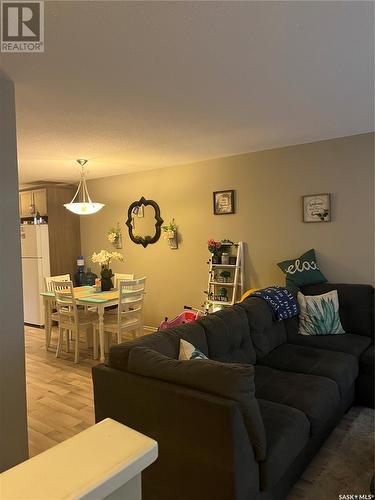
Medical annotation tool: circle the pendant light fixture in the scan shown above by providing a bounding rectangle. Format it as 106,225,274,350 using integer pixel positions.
64,159,105,215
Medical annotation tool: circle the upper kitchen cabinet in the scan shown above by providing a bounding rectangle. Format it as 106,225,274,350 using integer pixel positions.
19,188,47,217
19,190,33,217
32,189,48,215
19,185,81,278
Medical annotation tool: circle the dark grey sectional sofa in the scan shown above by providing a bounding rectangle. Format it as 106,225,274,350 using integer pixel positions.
92,283,374,500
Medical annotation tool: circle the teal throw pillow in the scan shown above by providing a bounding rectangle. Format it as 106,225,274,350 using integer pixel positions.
277,249,327,289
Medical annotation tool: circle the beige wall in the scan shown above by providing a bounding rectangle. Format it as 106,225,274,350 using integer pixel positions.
81,133,374,327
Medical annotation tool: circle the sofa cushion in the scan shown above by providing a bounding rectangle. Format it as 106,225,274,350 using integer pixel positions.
257,344,358,399
197,306,256,364
127,347,267,461
238,298,287,358
258,399,310,490
286,315,371,357
254,365,341,434
359,344,374,376
300,283,374,338
108,321,208,371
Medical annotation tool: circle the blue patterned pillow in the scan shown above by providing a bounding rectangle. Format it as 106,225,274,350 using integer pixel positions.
179,339,208,360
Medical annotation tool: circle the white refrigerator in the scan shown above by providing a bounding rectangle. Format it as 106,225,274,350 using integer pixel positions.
20,225,51,326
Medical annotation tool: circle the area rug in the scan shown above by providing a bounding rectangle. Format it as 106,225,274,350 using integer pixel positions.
288,406,374,500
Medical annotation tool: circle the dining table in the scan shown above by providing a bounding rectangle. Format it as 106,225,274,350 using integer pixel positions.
41,286,120,362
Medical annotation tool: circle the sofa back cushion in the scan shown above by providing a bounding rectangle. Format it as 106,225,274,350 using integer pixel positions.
108,321,208,371
300,283,374,338
127,347,267,461
198,306,256,364
238,297,287,358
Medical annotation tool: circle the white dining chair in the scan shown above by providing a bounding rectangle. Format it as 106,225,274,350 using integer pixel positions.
106,273,135,316
113,273,134,289
43,274,71,347
94,278,146,357
44,274,71,292
53,280,98,363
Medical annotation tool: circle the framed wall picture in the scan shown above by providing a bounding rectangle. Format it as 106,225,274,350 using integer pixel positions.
302,193,331,223
213,190,235,215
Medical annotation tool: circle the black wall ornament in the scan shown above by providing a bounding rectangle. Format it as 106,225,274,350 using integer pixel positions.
126,197,163,248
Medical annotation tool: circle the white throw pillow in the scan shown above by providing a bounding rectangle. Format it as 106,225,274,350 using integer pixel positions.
179,339,208,360
298,290,345,336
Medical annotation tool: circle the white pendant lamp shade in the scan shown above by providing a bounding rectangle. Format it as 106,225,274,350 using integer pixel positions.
64,159,105,215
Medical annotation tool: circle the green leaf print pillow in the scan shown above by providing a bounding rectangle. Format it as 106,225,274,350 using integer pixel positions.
297,290,345,336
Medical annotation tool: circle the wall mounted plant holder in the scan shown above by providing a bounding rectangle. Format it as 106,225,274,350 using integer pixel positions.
108,223,123,249
168,230,178,250
162,218,178,250
113,235,123,249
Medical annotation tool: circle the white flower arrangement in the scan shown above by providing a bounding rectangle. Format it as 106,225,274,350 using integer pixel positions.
91,250,123,268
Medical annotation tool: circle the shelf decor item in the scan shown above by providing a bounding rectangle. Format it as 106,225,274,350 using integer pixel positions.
207,239,222,264
161,219,178,249
220,270,231,283
91,250,124,291
64,159,105,215
221,252,230,265
107,222,122,249
213,190,235,215
302,193,331,223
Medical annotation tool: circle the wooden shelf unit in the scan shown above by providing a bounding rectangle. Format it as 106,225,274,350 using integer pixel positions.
206,241,244,312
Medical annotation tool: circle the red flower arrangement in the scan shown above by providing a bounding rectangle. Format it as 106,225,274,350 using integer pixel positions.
207,239,222,255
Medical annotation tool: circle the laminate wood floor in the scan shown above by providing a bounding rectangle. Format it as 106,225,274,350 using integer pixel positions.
24,325,143,457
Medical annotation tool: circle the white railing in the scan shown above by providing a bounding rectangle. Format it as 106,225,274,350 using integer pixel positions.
0,418,158,500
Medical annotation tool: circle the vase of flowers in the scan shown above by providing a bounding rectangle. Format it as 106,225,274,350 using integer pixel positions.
91,250,124,291
207,239,222,264
107,223,122,249
162,219,178,249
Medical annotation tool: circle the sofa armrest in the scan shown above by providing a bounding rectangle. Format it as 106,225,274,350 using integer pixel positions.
92,364,259,500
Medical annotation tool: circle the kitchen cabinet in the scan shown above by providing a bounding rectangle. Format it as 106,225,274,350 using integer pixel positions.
19,188,47,217
32,189,47,216
19,186,81,278
19,191,33,217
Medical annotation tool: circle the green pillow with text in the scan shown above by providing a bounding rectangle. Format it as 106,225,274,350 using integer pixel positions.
277,249,327,289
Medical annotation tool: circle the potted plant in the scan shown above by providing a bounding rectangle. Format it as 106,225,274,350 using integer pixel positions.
162,219,178,249
91,250,124,291
207,239,222,264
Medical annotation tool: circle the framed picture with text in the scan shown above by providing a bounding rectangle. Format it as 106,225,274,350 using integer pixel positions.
302,193,331,223
213,190,235,215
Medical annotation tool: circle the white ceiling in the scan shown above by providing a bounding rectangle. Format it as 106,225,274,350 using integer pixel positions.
1,1,374,184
